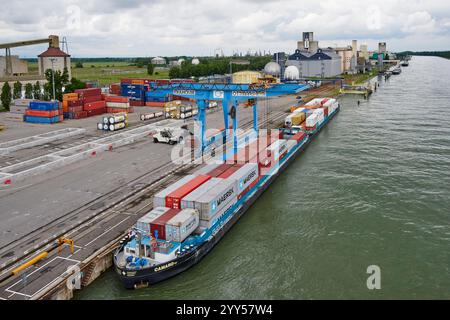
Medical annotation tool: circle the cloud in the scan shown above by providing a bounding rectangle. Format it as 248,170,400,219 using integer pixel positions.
0,0,449,57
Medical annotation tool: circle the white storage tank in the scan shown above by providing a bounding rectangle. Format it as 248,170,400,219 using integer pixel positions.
284,65,300,80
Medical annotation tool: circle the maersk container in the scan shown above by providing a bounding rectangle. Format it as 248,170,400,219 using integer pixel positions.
153,175,198,208
198,200,235,230
227,163,259,195
218,165,243,179
195,179,238,220
150,208,181,240
136,207,171,235
166,175,211,209
165,209,199,243
180,178,223,210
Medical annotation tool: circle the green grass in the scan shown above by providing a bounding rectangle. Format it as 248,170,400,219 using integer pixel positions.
28,61,170,86
71,62,170,85
342,69,378,84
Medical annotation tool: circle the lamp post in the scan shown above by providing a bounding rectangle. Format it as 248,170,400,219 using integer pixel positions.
50,58,57,101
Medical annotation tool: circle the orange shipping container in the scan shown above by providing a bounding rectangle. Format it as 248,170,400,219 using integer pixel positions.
63,93,79,101
131,79,145,85
25,109,60,117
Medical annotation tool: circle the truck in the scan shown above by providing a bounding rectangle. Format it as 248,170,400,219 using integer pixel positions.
153,127,190,145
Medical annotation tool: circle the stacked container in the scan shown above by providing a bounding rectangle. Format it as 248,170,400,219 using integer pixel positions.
153,175,200,208
121,83,147,106
165,209,200,243
165,175,212,209
105,95,133,114
305,114,318,131
24,101,62,124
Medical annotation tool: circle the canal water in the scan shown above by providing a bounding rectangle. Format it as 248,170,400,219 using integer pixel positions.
76,56,450,299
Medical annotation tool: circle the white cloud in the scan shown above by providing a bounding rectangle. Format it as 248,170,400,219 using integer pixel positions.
0,0,449,57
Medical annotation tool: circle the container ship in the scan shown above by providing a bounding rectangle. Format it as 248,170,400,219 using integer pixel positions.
114,98,340,289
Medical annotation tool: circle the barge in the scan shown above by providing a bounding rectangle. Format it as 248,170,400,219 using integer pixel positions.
114,98,340,289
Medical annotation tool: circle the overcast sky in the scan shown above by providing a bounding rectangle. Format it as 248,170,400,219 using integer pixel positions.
1,0,450,58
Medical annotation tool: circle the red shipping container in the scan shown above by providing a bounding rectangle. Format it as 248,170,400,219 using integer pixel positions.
145,102,165,108
165,175,212,209
109,83,121,95
104,95,129,103
71,111,88,119
86,108,106,117
207,164,234,177
84,101,106,111
323,107,329,117
130,100,145,107
290,132,307,143
75,88,102,98
83,95,103,104
25,109,60,117
68,99,83,107
218,164,243,179
320,98,330,106
68,106,84,113
150,209,181,240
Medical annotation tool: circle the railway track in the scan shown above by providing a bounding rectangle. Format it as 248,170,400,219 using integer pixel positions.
0,104,289,290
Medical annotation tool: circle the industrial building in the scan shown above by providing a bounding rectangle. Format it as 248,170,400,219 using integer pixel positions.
0,55,28,77
151,56,166,65
286,49,342,78
38,47,71,79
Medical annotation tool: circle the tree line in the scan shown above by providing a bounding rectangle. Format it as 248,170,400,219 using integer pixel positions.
168,56,272,79
1,68,86,111
397,51,450,60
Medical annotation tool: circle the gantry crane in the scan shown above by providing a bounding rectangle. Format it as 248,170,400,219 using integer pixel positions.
146,82,309,155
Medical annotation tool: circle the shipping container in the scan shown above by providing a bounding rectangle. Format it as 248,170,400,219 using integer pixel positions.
84,101,106,111
180,178,223,210
227,163,259,196
194,179,238,220
290,132,307,143
165,209,199,243
266,139,287,158
150,208,181,240
286,140,297,152
154,175,199,208
218,164,243,179
24,115,60,124
166,175,212,209
137,207,171,236
193,163,224,176
104,95,129,103
29,101,59,111
197,200,235,231
306,114,318,127
207,163,234,177
25,109,60,117
75,88,102,98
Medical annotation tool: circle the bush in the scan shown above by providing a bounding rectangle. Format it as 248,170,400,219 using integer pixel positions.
1,82,12,111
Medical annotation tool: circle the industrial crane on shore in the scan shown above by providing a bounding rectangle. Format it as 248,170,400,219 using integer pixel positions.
146,82,309,155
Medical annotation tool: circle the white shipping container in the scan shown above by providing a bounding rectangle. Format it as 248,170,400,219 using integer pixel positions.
267,139,287,157
285,114,294,127
227,163,259,194
305,98,324,107
180,178,223,210
198,200,235,230
195,179,238,220
286,140,297,152
306,114,318,127
153,175,198,208
136,207,170,234
165,209,199,243
106,102,131,108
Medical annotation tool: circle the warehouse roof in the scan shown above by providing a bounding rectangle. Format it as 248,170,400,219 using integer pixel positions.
38,47,70,58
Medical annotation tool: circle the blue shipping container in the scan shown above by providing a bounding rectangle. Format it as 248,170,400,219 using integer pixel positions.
25,115,60,124
29,101,59,111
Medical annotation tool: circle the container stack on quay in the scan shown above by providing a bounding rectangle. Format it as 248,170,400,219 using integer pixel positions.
105,95,133,113
98,113,129,132
24,101,63,124
62,88,106,120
